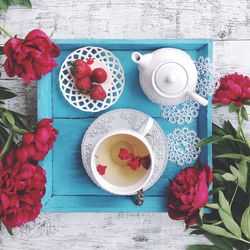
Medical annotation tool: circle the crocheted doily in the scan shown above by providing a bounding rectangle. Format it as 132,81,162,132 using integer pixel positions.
167,127,200,166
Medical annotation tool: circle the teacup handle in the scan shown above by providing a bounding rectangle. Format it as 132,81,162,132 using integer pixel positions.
139,117,154,137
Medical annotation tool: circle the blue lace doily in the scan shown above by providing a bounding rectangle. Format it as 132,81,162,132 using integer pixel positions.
160,56,219,125
167,128,200,166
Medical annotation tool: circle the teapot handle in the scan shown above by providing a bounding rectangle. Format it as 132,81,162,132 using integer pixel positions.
186,89,208,106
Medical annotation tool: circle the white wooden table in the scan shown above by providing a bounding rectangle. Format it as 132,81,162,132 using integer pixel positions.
0,1,250,249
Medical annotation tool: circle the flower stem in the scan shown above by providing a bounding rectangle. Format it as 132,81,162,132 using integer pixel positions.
238,237,250,245
0,26,13,38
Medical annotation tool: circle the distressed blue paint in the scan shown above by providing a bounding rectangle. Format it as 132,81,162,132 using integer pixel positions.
38,39,213,212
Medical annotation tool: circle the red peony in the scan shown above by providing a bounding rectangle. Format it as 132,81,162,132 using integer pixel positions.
3,29,60,84
213,73,250,106
168,165,213,227
22,118,58,161
0,151,46,228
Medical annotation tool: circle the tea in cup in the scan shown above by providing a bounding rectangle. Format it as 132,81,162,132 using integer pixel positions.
91,118,154,195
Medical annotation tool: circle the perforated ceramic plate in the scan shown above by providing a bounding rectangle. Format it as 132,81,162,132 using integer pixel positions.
59,46,125,112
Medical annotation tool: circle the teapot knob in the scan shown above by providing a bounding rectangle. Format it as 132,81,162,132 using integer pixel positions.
165,74,176,84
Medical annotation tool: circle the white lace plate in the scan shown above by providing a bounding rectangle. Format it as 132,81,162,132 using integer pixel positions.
59,46,125,112
81,109,168,194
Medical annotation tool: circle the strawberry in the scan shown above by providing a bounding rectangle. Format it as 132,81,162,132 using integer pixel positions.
75,76,92,94
90,85,107,100
70,59,91,79
91,68,107,84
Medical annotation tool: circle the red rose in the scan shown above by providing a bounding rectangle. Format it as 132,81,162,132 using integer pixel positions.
168,165,213,227
3,29,60,84
0,152,46,228
22,118,58,161
213,73,250,106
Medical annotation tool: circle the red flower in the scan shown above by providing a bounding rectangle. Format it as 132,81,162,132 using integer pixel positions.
168,165,213,227
3,29,60,84
22,118,58,161
0,152,46,228
15,146,28,163
213,73,250,106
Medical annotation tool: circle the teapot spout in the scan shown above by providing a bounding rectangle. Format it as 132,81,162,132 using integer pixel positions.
131,52,151,68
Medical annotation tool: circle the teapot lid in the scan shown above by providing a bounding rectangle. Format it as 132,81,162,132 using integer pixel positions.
153,62,188,96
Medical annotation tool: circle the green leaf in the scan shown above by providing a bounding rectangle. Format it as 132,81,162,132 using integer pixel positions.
5,110,15,126
12,125,28,134
0,88,16,100
11,111,28,130
215,153,250,162
223,121,238,138
11,0,32,8
218,191,231,215
0,131,13,160
222,173,236,182
0,0,10,11
229,104,239,113
186,245,222,250
209,187,225,195
213,173,224,182
244,99,250,105
0,125,9,144
241,206,250,240
198,135,222,147
3,222,13,235
0,46,3,55
238,160,248,191
213,123,227,136
230,165,246,192
241,106,249,121
201,224,236,239
204,233,234,250
218,208,242,238
197,135,243,148
206,203,220,210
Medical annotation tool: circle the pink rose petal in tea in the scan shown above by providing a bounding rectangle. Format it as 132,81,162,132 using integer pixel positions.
118,148,134,160
97,164,107,175
128,157,141,171
140,155,151,169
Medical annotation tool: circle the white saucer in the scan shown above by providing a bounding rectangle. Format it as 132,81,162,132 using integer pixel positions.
81,108,168,193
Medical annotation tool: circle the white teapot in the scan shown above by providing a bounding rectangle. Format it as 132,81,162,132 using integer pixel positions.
131,48,208,106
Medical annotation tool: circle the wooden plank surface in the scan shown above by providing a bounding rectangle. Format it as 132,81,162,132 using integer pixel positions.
0,0,250,249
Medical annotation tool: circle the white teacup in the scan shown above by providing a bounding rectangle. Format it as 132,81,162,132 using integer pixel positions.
91,117,154,195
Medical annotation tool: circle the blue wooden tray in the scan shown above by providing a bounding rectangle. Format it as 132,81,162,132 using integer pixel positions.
38,39,212,212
